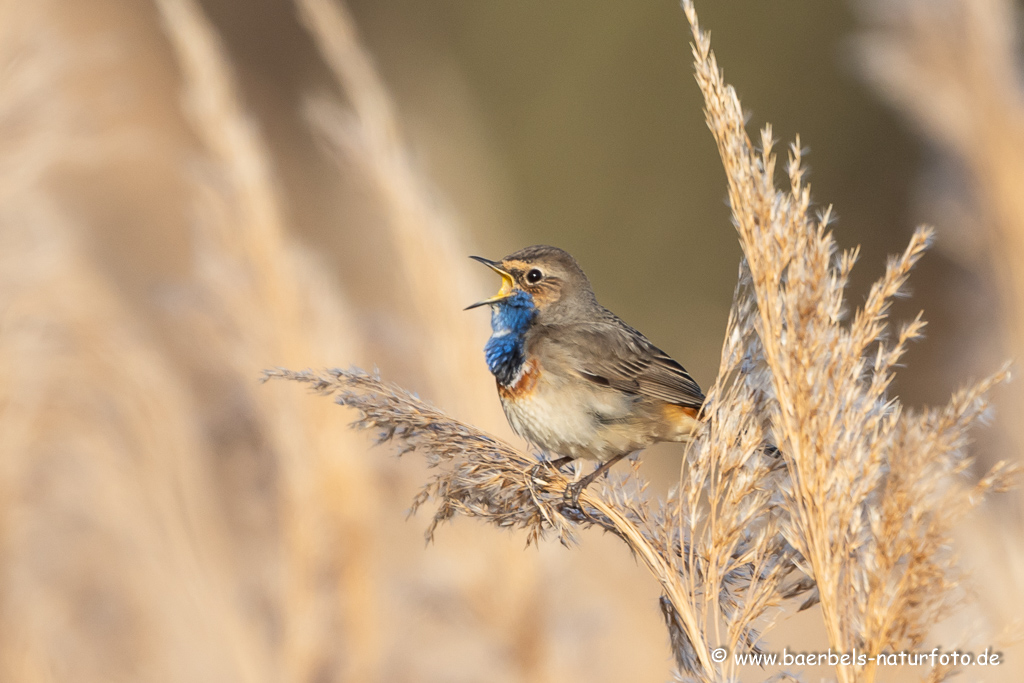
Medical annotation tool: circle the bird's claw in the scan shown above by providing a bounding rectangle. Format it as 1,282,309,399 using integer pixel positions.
562,481,583,511
558,502,588,522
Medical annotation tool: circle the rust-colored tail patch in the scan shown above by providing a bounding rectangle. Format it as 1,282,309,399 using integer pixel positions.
661,403,701,440
663,403,699,423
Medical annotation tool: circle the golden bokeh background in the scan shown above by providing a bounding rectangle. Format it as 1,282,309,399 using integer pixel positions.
1,0,1021,681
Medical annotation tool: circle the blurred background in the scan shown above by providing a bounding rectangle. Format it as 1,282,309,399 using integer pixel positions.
1,0,1021,680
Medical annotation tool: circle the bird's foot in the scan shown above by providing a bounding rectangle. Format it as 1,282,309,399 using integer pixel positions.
562,480,584,511
559,453,629,511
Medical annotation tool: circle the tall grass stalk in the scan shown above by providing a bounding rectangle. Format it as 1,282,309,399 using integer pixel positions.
293,0,495,419
857,2,1024,656
681,2,1020,678
291,1,550,678
155,0,381,679
0,7,263,677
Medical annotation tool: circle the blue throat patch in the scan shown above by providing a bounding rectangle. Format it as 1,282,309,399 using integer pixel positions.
484,290,537,386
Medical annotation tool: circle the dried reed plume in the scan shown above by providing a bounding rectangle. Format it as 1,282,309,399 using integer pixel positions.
0,4,262,680
156,0,382,679
857,1,1024,661
291,2,550,678
857,0,1024,345
683,0,1018,676
269,2,1019,681
295,0,495,419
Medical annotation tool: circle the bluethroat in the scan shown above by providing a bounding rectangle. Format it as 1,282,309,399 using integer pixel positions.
466,245,704,506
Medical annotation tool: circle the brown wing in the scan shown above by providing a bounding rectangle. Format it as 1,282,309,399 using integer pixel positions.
545,320,705,410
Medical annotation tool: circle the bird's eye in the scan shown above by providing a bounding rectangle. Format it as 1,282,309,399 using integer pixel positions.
526,268,543,284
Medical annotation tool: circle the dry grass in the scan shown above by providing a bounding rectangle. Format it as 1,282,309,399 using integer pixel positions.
684,1,1019,677
0,0,1018,681
295,0,494,419
155,0,384,679
291,3,550,679
0,6,260,679
857,0,1024,669
0,203,270,683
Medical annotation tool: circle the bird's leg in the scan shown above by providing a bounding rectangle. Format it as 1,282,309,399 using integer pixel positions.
529,455,575,483
562,453,628,509
546,456,574,471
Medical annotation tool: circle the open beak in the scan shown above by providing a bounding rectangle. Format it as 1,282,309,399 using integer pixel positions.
465,256,516,310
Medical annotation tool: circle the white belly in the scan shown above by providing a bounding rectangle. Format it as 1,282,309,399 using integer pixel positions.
500,371,641,462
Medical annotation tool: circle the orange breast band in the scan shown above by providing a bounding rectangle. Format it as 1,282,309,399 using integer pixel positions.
497,358,541,400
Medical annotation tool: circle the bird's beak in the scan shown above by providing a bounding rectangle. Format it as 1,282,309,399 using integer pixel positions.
465,256,516,310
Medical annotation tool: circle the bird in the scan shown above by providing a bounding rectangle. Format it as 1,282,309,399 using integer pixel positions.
465,245,705,507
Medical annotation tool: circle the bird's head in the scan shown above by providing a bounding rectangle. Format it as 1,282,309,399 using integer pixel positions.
465,245,595,324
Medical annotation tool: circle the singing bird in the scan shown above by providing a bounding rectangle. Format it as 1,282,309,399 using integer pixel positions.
466,245,705,505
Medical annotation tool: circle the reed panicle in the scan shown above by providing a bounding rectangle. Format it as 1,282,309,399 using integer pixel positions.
265,367,576,544
155,0,381,679
683,1,1017,679
857,1,1024,658
0,10,263,677
293,0,495,419
264,362,809,681
290,4,550,679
